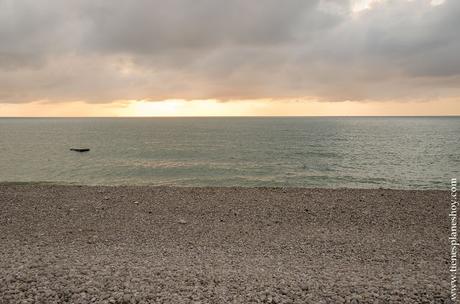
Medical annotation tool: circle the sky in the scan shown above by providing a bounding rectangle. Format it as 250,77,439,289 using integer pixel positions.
0,0,459,116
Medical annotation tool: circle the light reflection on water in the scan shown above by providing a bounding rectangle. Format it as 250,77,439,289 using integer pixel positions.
0,117,458,189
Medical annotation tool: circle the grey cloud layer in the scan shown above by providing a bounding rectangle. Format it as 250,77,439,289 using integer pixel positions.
0,0,459,103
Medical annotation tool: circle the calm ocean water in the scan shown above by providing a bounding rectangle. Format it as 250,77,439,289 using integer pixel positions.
0,117,458,189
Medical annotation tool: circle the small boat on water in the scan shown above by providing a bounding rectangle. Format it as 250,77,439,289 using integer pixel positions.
70,148,90,152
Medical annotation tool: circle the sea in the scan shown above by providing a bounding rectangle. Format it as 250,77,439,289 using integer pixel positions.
0,117,458,189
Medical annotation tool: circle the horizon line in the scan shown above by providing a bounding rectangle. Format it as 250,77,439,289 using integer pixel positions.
1,115,459,118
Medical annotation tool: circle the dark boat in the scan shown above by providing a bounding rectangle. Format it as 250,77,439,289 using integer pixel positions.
70,148,90,152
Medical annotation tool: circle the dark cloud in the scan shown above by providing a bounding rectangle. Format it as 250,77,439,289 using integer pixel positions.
84,0,322,52
0,0,459,103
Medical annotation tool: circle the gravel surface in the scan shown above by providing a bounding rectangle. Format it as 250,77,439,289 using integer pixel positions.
0,185,450,303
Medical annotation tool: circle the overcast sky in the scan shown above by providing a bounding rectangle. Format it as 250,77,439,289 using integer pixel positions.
0,0,459,115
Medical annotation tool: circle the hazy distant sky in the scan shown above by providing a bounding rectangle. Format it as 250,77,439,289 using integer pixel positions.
0,0,459,116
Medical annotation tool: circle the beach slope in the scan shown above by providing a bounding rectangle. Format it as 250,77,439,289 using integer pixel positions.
0,185,449,303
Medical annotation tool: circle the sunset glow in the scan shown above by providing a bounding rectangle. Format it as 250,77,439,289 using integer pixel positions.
2,99,458,117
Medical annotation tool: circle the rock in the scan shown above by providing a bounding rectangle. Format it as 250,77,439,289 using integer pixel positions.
70,148,90,152
122,294,131,302
178,219,187,224
133,201,140,204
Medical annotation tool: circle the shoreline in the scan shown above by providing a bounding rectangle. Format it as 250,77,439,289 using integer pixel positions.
0,181,447,191
0,184,449,303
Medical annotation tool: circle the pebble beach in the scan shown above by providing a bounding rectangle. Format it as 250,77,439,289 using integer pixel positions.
0,184,449,303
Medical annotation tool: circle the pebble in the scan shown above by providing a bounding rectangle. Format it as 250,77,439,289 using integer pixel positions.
0,185,448,303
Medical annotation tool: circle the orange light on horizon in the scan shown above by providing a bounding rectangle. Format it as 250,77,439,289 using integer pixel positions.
0,98,459,117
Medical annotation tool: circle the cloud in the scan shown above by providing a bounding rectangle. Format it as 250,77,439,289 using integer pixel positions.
0,0,459,104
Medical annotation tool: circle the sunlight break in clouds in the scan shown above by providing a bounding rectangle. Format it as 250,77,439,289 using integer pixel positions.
1,99,459,117
352,0,446,13
351,0,382,12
